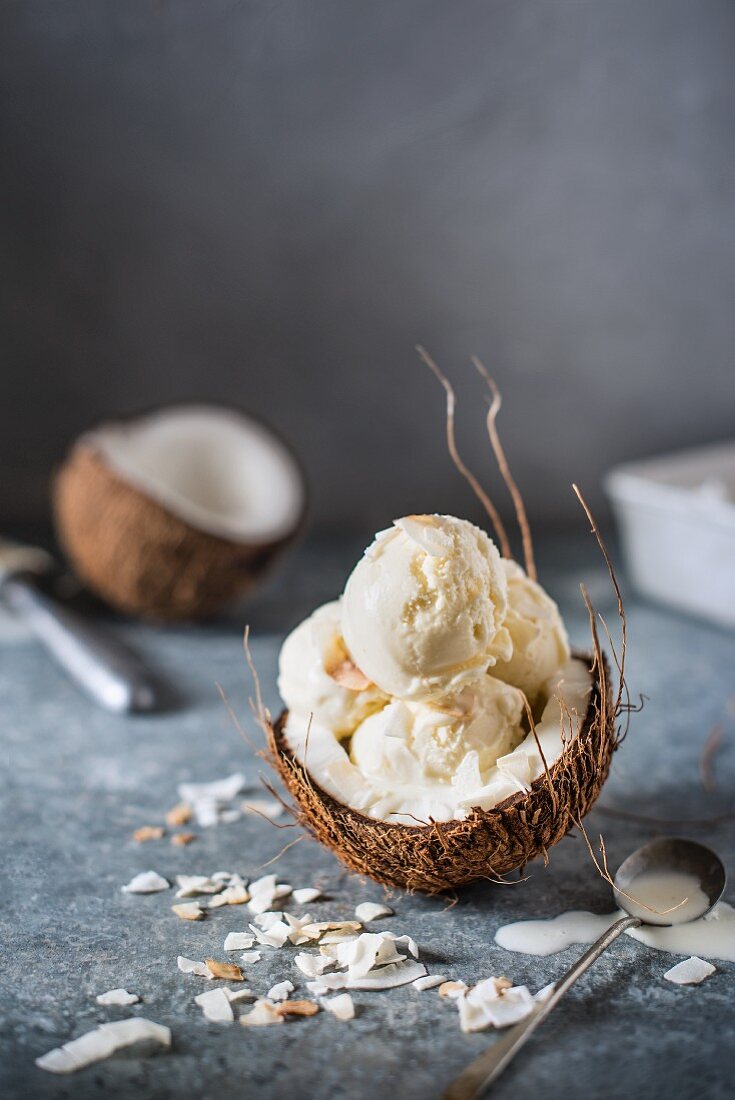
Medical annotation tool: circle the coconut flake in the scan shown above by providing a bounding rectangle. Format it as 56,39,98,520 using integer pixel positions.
223,932,255,952
277,1000,319,1017
323,993,355,1021
175,875,223,898
178,773,246,806
354,902,393,922
36,1018,170,1075
195,988,234,1023
295,953,334,978
337,933,404,978
412,974,446,991
177,956,211,978
663,957,716,985
267,980,295,1002
439,981,468,1000
249,921,290,949
224,987,255,1004
240,999,284,1028
208,884,250,908
315,959,427,991
121,871,169,894
292,888,323,905
172,902,205,922
95,989,140,1006
458,981,535,1033
166,802,192,826
240,951,262,966
133,825,165,843
204,959,244,982
171,832,196,846
241,798,285,820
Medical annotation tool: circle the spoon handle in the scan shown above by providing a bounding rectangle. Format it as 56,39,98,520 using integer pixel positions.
443,915,642,1100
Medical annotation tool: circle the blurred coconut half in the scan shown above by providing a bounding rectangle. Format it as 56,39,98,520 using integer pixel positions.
53,405,306,620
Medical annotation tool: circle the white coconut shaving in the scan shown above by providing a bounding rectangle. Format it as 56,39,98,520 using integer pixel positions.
172,902,205,921
208,884,250,908
175,874,224,898
224,987,256,1004
121,871,169,894
239,951,262,966
240,999,284,1028
355,902,393,922
177,956,212,978
223,932,256,952
663,957,716,985
308,959,427,992
95,988,140,1006
292,887,323,905
195,988,235,1023
412,974,446,991
247,874,292,915
295,952,334,978
336,932,405,978
241,798,285,820
438,981,468,1000
249,921,291,949
36,1018,171,1075
177,773,247,828
267,980,295,1002
457,980,535,1033
323,993,355,1021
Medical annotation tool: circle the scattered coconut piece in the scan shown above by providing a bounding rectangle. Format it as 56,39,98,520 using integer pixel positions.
195,988,234,1023
166,802,192,827
292,887,323,905
240,951,262,966
439,981,468,1000
457,981,535,1033
240,999,284,1028
178,774,246,809
310,959,427,992
355,902,393,922
121,871,169,894
253,911,285,930
276,1000,319,1017
534,983,556,1004
95,989,140,1006
36,1018,170,1075
267,980,295,1002
664,957,716,986
177,956,211,978
412,974,447,991
224,987,255,1004
205,959,244,982
172,902,205,922
133,826,165,843
241,798,285,820
208,884,250,908
295,953,334,978
323,993,355,1021
175,875,223,898
171,832,196,847
223,932,255,952
336,932,404,978
300,920,361,942
249,920,291,948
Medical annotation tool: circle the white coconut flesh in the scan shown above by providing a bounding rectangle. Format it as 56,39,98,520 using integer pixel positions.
283,657,593,825
84,406,304,544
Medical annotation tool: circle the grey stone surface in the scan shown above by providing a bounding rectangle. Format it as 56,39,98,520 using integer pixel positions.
1,540,734,1099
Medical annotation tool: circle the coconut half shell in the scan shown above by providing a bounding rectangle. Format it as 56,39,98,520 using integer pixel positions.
268,654,615,893
53,406,306,620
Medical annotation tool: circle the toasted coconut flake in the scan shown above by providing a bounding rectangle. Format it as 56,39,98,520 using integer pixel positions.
313,959,427,991
240,951,262,966
241,798,285,820
195,987,234,1023
664,957,716,985
240,999,284,1028
133,826,165,843
439,981,468,1000
208,884,250,908
223,932,255,952
276,999,319,1017
205,959,244,982
323,993,355,1021
325,657,372,692
292,887,323,905
175,875,223,898
36,1018,171,1075
177,956,211,978
166,802,192,827
172,902,205,922
412,974,446,991
249,921,290,949
121,871,169,894
355,902,393,922
267,980,295,1002
171,832,196,846
95,988,140,1006
300,920,361,941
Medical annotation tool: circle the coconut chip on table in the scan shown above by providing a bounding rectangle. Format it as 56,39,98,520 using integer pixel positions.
454,978,554,1033
174,874,225,898
354,901,393,922
277,1000,319,1017
208,884,250,908
292,887,323,905
133,826,165,843
177,773,247,828
223,932,256,952
412,974,446,991
166,802,192,827
322,993,355,1021
172,902,205,921
664,957,716,985
195,988,235,1023
240,1000,284,1028
240,951,262,966
95,988,140,1006
36,1018,171,1075
171,832,196,846
267,980,295,1002
177,956,212,978
205,959,244,982
121,871,169,894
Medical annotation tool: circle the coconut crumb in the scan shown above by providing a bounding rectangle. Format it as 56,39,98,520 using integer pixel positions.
177,956,211,978
276,1000,319,1017
208,885,250,908
355,902,393,922
240,951,262,966
224,987,255,1004
240,999,284,1028
295,953,333,978
323,993,355,1021
194,988,234,1023
664,957,716,985
412,974,446,991
292,887,323,905
204,959,244,982
133,826,165,843
166,802,192,827
249,920,291,948
439,981,468,1000
171,832,196,846
95,989,140,1006
36,1018,171,1075
175,875,224,898
267,980,295,1002
172,902,205,922
223,932,255,952
121,871,169,894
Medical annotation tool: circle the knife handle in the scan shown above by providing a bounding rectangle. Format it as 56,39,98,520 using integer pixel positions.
2,574,160,713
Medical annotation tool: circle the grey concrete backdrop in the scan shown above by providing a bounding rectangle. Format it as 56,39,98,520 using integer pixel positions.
2,0,734,537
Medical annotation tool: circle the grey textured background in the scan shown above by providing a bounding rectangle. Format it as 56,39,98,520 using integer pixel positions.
2,0,735,537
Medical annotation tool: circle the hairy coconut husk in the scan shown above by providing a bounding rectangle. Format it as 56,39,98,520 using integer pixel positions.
53,445,300,621
266,652,615,893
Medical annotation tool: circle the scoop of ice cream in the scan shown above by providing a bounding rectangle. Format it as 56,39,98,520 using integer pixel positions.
491,560,570,703
350,674,525,784
341,515,511,701
278,601,387,739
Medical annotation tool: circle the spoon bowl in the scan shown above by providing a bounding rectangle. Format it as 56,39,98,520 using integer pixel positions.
613,836,726,926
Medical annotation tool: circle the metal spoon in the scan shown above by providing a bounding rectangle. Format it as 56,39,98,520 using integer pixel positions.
444,837,726,1100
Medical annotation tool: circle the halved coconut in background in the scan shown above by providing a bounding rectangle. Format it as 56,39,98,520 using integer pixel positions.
268,654,615,894
53,405,306,620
